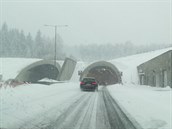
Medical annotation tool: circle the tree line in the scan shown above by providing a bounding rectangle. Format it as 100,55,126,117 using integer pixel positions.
65,41,171,61
0,23,65,59
0,22,171,61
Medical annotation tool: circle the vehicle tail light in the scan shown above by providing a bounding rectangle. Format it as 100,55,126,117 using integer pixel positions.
80,82,85,85
92,82,97,85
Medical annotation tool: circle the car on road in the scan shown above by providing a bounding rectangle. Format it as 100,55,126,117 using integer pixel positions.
80,77,98,91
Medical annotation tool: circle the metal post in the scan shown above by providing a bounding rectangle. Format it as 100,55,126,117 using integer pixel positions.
54,26,57,66
44,24,68,66
171,51,172,88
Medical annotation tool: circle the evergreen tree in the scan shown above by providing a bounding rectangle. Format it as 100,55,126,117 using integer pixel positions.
0,22,65,59
1,22,9,57
8,29,20,56
26,33,34,57
19,30,27,57
34,30,43,58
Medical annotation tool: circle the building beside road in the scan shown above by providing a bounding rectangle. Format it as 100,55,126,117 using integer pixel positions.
137,50,172,88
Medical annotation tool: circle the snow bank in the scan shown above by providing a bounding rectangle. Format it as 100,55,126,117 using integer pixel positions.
0,82,80,128
107,84,172,129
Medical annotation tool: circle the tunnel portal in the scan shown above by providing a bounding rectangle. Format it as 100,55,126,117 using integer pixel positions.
15,60,61,83
87,66,119,85
27,64,59,83
80,61,121,86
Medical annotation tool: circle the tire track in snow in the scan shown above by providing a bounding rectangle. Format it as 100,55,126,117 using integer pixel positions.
20,87,142,129
19,92,88,129
76,91,98,129
96,90,111,129
46,92,95,129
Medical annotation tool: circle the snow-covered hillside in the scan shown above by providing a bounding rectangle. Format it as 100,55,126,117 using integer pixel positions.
0,58,41,81
0,58,64,81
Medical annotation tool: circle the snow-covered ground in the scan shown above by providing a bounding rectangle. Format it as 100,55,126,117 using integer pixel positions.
0,48,172,129
0,82,171,129
108,84,172,129
0,58,41,81
0,82,81,128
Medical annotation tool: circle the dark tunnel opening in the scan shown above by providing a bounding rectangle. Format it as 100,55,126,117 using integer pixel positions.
28,64,59,83
86,66,120,86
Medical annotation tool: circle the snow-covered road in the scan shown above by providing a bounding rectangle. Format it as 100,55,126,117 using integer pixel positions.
1,82,171,129
18,87,140,129
1,83,142,129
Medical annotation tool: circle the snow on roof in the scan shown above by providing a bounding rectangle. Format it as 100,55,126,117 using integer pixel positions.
110,47,172,67
109,47,172,84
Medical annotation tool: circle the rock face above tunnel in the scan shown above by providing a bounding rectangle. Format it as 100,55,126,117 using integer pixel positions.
80,61,122,86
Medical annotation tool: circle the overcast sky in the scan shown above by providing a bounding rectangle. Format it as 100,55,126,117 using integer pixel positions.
1,0,171,46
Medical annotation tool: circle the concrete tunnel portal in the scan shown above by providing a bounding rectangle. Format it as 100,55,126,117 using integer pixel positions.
80,61,122,86
15,59,120,85
15,58,77,83
26,64,59,82
15,60,61,83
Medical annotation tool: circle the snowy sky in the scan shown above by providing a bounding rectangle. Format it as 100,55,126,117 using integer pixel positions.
0,0,171,46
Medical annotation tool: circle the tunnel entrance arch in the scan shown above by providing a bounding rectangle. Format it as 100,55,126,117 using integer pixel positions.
15,60,61,83
80,61,121,85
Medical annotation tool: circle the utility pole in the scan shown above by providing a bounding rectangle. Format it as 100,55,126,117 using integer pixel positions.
44,24,68,66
